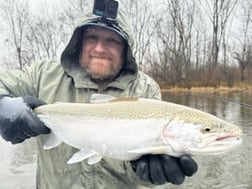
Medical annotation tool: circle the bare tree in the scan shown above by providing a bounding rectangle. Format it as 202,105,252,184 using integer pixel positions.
0,0,30,70
58,0,89,30
149,0,197,87
25,0,85,63
120,0,158,71
233,45,252,81
199,0,238,71
232,0,252,82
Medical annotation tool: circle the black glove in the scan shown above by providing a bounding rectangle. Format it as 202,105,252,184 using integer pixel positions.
0,95,50,144
131,154,198,185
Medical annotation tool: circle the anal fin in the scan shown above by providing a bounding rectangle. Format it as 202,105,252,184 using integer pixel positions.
67,149,102,164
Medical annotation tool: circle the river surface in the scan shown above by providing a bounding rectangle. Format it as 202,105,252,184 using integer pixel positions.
0,90,251,189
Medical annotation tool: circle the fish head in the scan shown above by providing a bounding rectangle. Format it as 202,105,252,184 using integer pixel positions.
162,117,242,156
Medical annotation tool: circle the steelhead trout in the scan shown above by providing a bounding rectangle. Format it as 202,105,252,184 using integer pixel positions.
34,94,242,165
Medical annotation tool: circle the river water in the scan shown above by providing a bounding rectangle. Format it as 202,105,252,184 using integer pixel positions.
0,90,251,189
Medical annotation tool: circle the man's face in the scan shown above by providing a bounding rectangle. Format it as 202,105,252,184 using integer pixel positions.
79,27,124,81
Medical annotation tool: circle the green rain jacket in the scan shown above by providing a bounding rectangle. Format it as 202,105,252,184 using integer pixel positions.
0,6,164,189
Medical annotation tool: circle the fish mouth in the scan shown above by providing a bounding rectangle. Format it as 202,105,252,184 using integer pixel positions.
215,134,241,141
208,133,242,148
198,133,242,149
192,134,242,155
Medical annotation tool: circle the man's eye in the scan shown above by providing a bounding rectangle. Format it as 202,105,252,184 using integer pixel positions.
106,38,122,46
84,35,98,42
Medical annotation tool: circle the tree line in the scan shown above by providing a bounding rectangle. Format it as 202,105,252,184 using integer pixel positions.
1,0,252,88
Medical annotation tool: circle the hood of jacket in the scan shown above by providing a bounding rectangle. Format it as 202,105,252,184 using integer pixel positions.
61,6,137,75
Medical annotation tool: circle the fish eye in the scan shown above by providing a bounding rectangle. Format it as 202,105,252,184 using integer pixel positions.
204,127,211,132
201,127,212,133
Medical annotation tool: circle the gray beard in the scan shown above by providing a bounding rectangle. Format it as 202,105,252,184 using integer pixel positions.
85,67,121,82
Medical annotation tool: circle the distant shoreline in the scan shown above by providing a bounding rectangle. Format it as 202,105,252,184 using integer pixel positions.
160,86,252,93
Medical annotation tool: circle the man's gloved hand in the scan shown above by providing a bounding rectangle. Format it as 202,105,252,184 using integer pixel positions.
131,154,198,185
0,95,50,144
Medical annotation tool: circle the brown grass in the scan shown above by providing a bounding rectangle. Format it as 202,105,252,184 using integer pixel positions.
160,83,252,93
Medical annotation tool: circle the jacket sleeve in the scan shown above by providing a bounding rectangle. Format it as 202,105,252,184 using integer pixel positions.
0,64,41,97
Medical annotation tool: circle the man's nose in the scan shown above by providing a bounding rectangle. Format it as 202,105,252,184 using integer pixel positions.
93,40,107,52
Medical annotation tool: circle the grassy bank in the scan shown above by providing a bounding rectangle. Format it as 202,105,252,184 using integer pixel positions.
160,82,252,93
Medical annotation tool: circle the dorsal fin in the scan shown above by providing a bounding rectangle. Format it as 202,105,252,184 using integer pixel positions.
90,94,138,104
90,94,116,103
109,97,138,102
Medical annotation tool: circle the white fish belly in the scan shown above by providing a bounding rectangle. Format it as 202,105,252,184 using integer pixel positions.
39,115,169,160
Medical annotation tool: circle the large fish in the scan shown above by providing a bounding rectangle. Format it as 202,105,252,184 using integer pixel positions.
34,94,242,165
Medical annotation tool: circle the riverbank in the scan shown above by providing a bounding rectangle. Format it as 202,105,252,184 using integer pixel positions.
160,85,252,93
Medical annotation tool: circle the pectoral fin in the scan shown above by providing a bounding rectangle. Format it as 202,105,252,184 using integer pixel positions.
128,146,170,155
67,149,102,164
43,132,63,150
